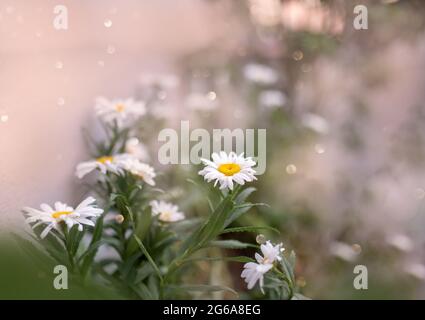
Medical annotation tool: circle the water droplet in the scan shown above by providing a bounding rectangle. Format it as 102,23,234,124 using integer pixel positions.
292,50,304,61
104,19,112,28
256,234,266,244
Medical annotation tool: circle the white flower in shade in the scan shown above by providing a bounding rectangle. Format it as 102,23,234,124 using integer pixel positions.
386,233,413,252
241,262,273,293
404,263,425,280
329,242,358,262
241,240,285,292
255,241,285,265
301,112,329,134
23,197,103,238
199,152,257,190
120,158,156,186
259,90,287,109
75,154,130,179
150,200,185,222
243,63,278,85
95,97,146,127
125,138,150,162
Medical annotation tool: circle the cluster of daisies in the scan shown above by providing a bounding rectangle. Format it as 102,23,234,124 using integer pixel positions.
22,96,292,295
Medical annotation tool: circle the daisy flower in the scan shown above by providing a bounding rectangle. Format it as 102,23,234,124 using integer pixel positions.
120,158,156,186
150,200,185,222
199,151,257,190
23,197,103,238
75,154,130,179
95,97,146,128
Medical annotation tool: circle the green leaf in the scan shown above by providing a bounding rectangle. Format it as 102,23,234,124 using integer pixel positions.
291,293,311,300
207,239,257,249
235,187,256,204
134,263,154,284
183,256,254,264
81,213,105,276
126,207,152,256
132,234,163,282
221,226,280,235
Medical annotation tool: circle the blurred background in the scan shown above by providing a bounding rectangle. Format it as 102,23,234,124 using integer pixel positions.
2,0,425,299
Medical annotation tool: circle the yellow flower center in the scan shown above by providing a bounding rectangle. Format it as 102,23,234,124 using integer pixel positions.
160,211,172,221
96,156,114,164
115,104,125,113
218,163,241,176
52,211,72,219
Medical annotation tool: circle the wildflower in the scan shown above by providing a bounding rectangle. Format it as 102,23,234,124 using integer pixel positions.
241,240,284,293
241,262,273,292
95,97,146,128
23,197,103,238
258,90,287,109
120,158,156,186
199,151,257,190
75,154,130,179
243,63,278,85
150,200,185,222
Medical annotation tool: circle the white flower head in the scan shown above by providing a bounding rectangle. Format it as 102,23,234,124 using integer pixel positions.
95,97,146,128
256,241,285,265
75,154,130,179
121,158,156,186
243,63,279,85
301,112,329,134
330,242,358,262
150,200,185,222
241,240,284,293
241,262,273,293
199,151,257,190
23,197,103,238
125,137,150,162
259,90,287,109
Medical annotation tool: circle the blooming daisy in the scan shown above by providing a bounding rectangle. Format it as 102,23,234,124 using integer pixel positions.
120,158,156,186
23,197,103,238
75,154,130,179
199,151,257,190
95,97,146,128
150,200,185,222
